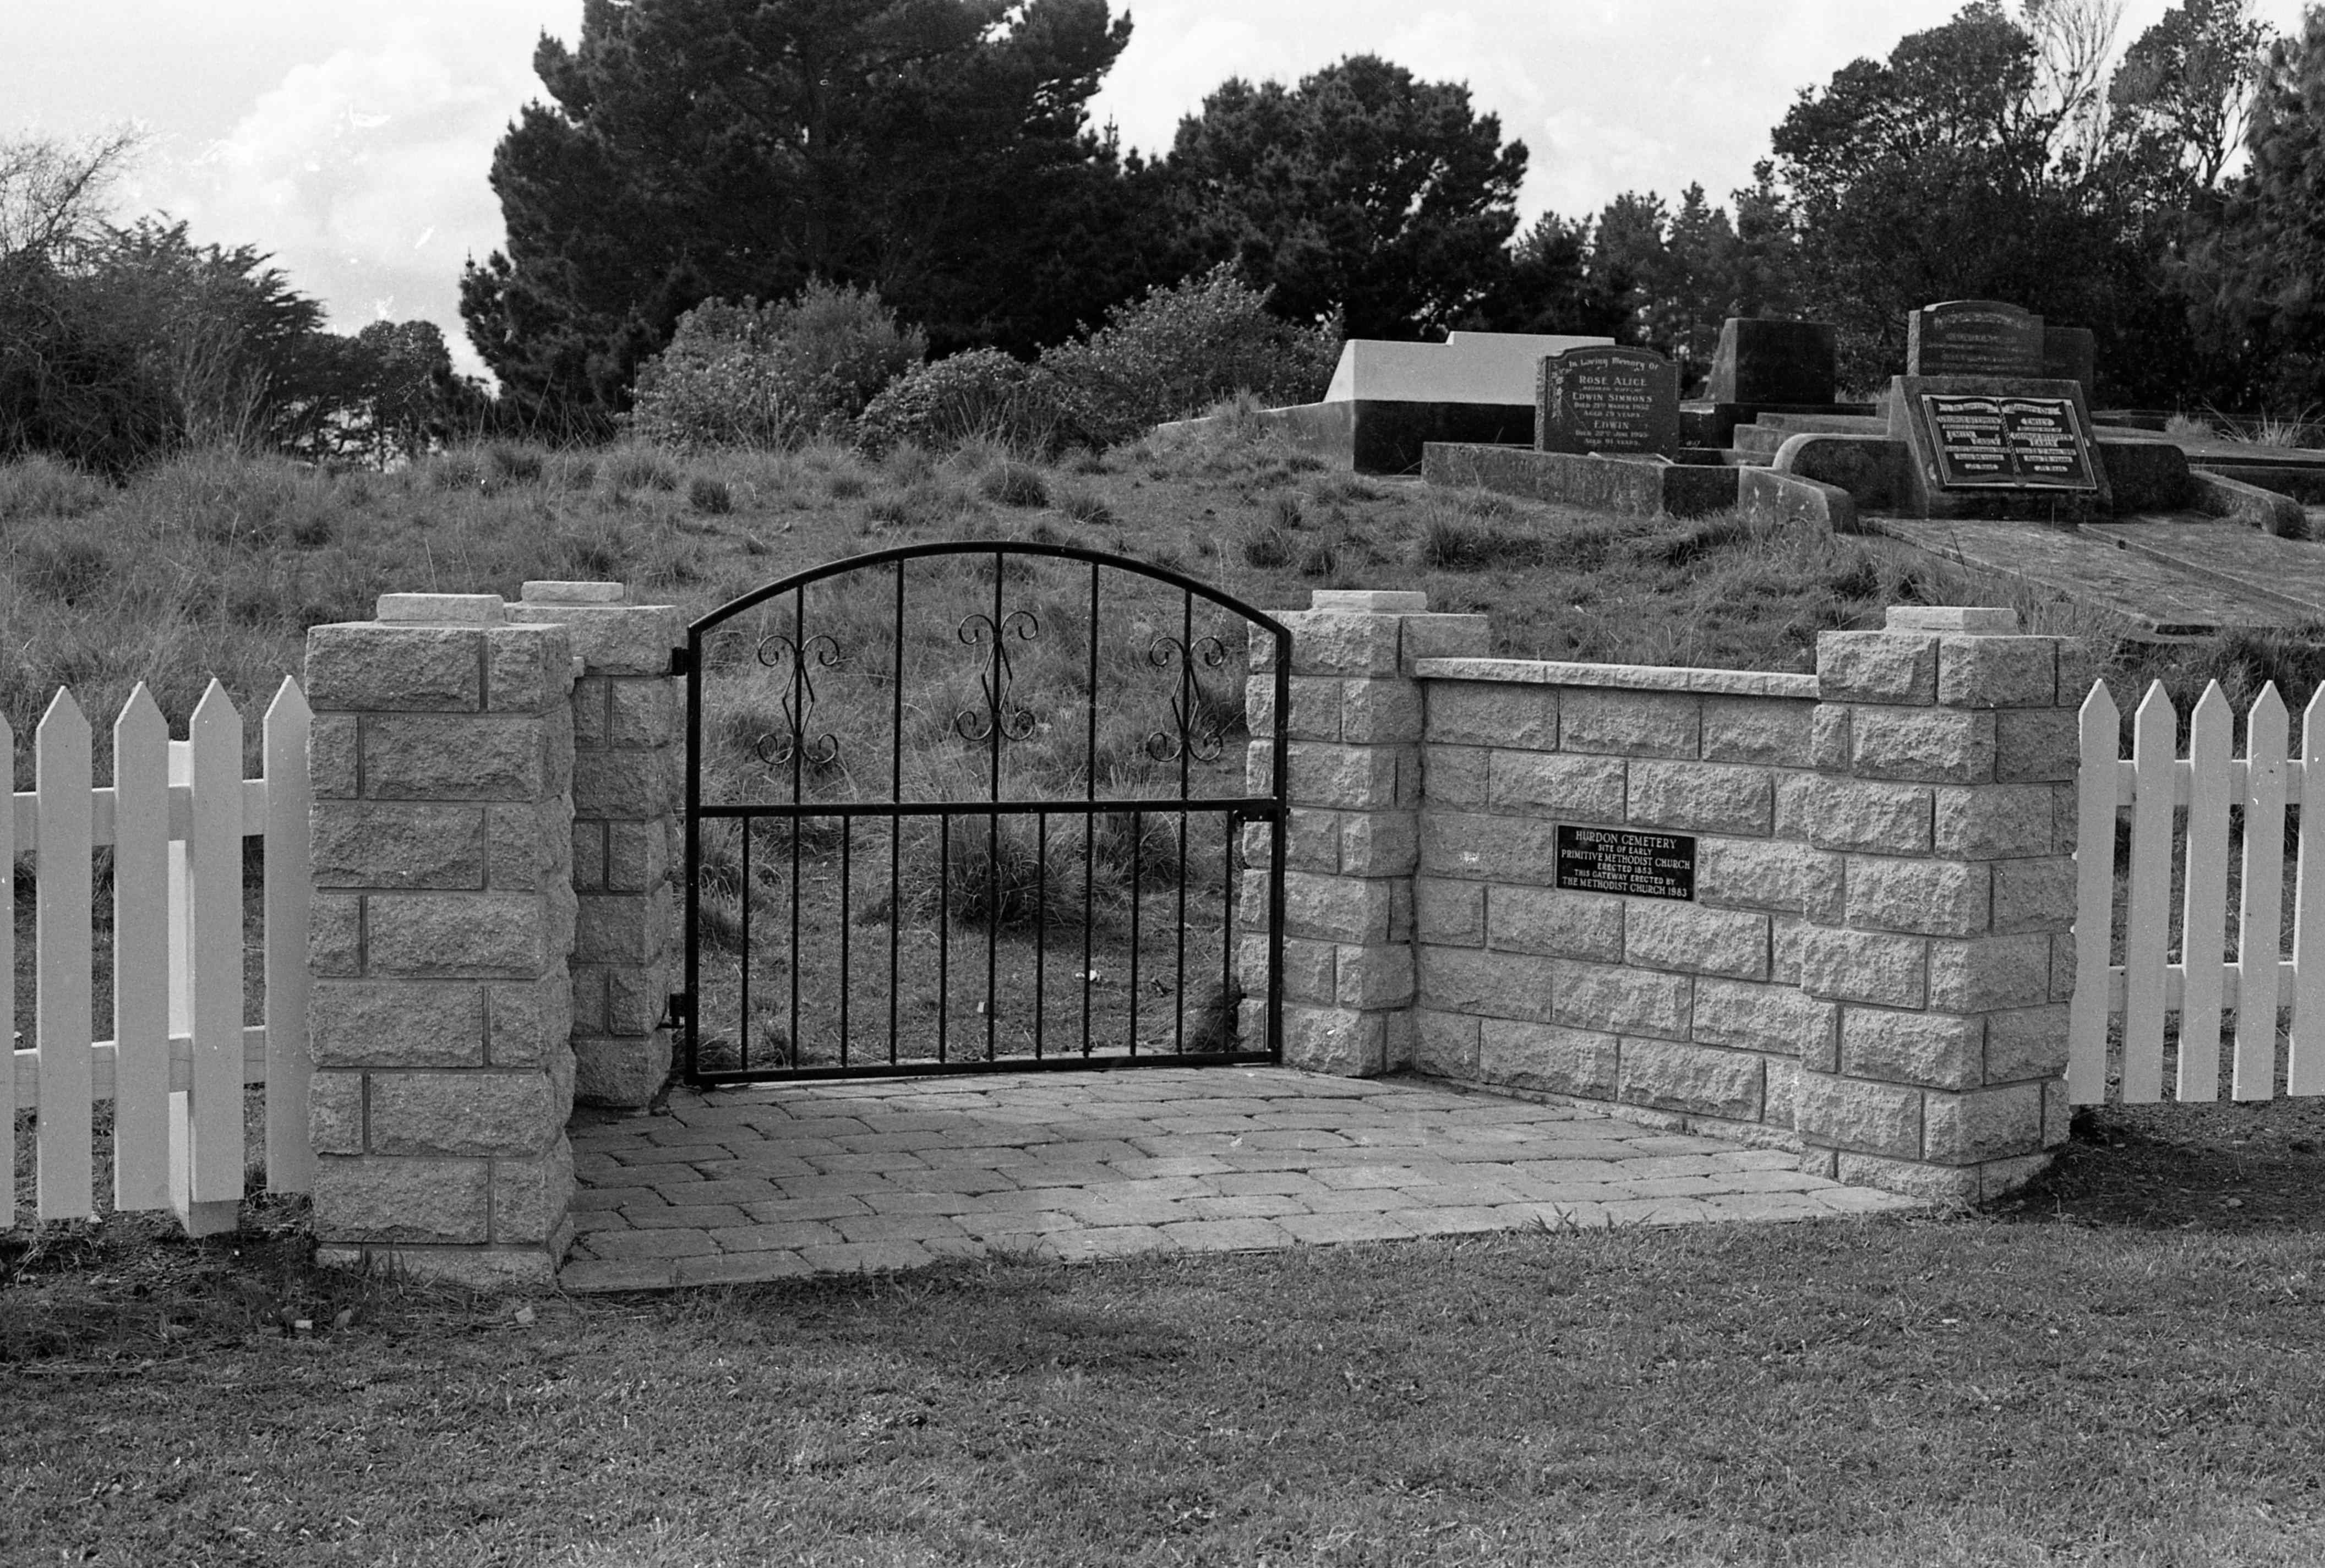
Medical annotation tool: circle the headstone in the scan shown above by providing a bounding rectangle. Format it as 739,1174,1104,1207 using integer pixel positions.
1706,319,1838,406
2042,326,2096,399
1536,345,1680,456
1906,300,2045,379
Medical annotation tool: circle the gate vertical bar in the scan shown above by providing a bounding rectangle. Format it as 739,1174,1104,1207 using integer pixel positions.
1083,560,1099,1057
890,560,904,1066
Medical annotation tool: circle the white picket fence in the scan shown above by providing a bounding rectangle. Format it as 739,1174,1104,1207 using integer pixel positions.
5,678,311,1235
2070,678,2325,1105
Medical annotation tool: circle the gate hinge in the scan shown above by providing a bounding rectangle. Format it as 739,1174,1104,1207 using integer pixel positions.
667,646,692,678
658,992,691,1030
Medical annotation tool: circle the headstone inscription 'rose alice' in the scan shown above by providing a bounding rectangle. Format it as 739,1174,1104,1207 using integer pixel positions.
1535,345,1680,456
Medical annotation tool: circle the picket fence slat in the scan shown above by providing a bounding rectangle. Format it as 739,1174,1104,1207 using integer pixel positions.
2120,686,2177,1103
175,682,246,1237
2289,691,2325,1098
263,679,313,1194
2068,684,2120,1103
2233,687,2291,1101
34,693,95,1220
111,686,172,1212
0,717,14,1233
2177,684,2233,1102
8,680,312,1235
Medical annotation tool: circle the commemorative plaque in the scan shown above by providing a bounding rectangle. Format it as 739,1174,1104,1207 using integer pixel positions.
1554,826,1696,902
1918,394,2097,491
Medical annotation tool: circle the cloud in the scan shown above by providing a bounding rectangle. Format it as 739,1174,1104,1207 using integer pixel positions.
157,14,549,374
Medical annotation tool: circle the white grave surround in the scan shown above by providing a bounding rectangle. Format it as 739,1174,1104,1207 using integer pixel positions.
1322,330,1616,406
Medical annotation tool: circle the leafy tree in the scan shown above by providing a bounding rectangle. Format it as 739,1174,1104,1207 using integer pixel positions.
1159,56,1526,340
2109,0,2275,196
1469,211,1630,340
351,320,474,466
2190,10,2325,408
1764,2,2170,391
461,0,1137,429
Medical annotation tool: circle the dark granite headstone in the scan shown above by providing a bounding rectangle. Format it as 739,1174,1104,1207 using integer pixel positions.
2042,326,2096,398
1907,301,2045,379
1706,318,1838,406
1536,346,1679,456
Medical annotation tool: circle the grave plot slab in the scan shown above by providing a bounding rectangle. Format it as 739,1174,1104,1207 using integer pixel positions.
1864,517,2313,637
2082,520,2325,619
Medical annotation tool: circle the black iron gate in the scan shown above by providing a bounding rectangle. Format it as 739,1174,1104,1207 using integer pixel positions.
677,542,1290,1083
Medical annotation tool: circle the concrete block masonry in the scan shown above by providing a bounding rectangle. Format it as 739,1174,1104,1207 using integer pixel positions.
1253,591,2077,1200
304,581,682,1285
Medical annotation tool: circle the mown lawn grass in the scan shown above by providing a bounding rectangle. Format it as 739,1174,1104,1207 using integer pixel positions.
2,1207,2320,1566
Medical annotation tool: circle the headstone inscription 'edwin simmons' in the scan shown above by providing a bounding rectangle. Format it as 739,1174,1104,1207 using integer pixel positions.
1917,395,2098,491
1554,826,1695,902
1907,300,2046,379
1536,345,1680,456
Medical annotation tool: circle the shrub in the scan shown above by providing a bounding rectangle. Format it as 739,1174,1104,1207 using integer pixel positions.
630,281,926,450
1057,485,1116,528
1039,265,1342,446
1242,524,1294,569
486,442,545,484
1418,513,1548,570
980,461,1049,508
0,455,111,521
855,348,1073,455
607,447,679,493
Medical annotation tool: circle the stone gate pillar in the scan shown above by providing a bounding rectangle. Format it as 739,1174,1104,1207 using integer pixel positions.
1795,606,2080,1200
304,593,578,1283
508,582,683,1108
1242,589,1489,1074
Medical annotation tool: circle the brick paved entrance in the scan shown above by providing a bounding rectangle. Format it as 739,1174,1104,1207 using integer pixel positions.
559,1070,1917,1291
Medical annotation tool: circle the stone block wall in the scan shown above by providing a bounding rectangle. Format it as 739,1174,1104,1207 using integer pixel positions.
304,593,580,1283
507,582,683,1108
1252,592,2081,1201
1409,662,1827,1150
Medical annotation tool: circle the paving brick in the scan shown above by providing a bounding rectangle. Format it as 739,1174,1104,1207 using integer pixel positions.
559,1258,677,1292
585,1228,718,1259
1040,1226,1178,1260
626,1205,749,1230
1162,1217,1300,1252
1380,1205,1515,1236
831,1212,969,1244
675,1252,816,1286
797,1241,936,1272
1189,1194,1312,1220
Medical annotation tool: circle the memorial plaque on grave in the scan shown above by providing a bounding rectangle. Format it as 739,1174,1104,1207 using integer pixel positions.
1907,300,2045,379
1554,826,1696,902
1537,345,1679,456
1918,394,2098,491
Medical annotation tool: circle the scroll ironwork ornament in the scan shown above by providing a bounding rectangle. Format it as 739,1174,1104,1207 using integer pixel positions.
1143,633,1230,763
752,632,841,770
953,609,1040,744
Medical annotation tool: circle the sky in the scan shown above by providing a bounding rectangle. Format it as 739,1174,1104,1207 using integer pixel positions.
3,0,2311,377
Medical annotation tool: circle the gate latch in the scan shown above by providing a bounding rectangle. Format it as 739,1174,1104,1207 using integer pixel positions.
667,646,692,678
658,992,691,1031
